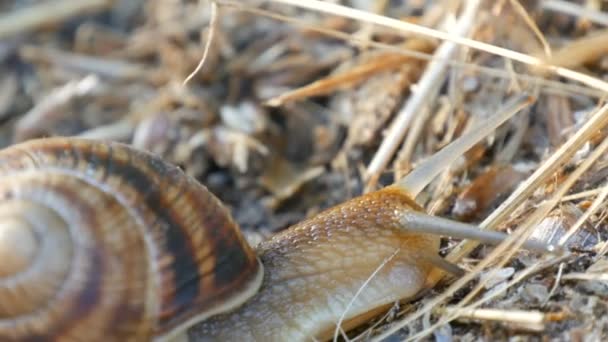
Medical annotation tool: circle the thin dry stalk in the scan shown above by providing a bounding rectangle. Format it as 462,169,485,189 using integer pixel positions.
15,75,100,142
396,94,533,198
456,131,608,300
508,0,552,57
184,1,219,85
408,235,572,341
393,105,431,180
441,307,547,331
560,188,603,202
598,241,608,258
542,0,608,26
473,254,571,310
539,29,608,69
544,262,565,306
332,249,399,342
561,273,608,281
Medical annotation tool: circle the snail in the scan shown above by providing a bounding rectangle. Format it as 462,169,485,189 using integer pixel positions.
0,95,557,341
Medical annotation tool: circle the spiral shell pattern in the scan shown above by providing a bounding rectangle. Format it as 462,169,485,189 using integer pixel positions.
0,138,262,341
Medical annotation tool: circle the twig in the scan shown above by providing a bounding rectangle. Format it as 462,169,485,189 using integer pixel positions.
77,119,135,141
15,75,101,142
19,45,146,80
542,0,608,26
393,105,431,180
560,188,603,202
0,0,112,39
544,262,565,306
365,0,482,184
184,1,219,85
561,273,608,281
538,29,608,69
508,0,552,57
441,307,547,332
598,239,608,258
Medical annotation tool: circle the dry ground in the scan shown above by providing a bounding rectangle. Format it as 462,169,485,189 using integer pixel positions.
1,0,608,341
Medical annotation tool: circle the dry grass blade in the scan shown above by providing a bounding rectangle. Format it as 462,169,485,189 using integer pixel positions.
542,0,608,26
561,273,608,281
19,45,146,80
332,249,399,342
0,0,112,39
422,253,573,340
220,1,606,99
183,1,219,85
447,102,608,263
537,29,608,69
373,103,608,341
598,240,608,258
393,105,431,180
508,0,551,57
263,0,608,92
560,188,603,202
266,39,434,107
441,307,549,332
453,129,608,301
15,75,101,142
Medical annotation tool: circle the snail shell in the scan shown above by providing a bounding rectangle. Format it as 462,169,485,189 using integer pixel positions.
0,138,263,341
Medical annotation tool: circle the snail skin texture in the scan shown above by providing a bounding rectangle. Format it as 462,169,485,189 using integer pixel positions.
191,186,441,341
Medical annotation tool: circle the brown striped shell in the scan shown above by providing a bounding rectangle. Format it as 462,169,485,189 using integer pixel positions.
0,137,263,341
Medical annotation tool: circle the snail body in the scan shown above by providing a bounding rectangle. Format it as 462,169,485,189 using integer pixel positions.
0,138,262,341
0,94,544,341
0,137,440,341
192,186,440,341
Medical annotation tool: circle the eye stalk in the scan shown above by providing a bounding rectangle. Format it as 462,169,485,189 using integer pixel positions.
397,209,564,255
